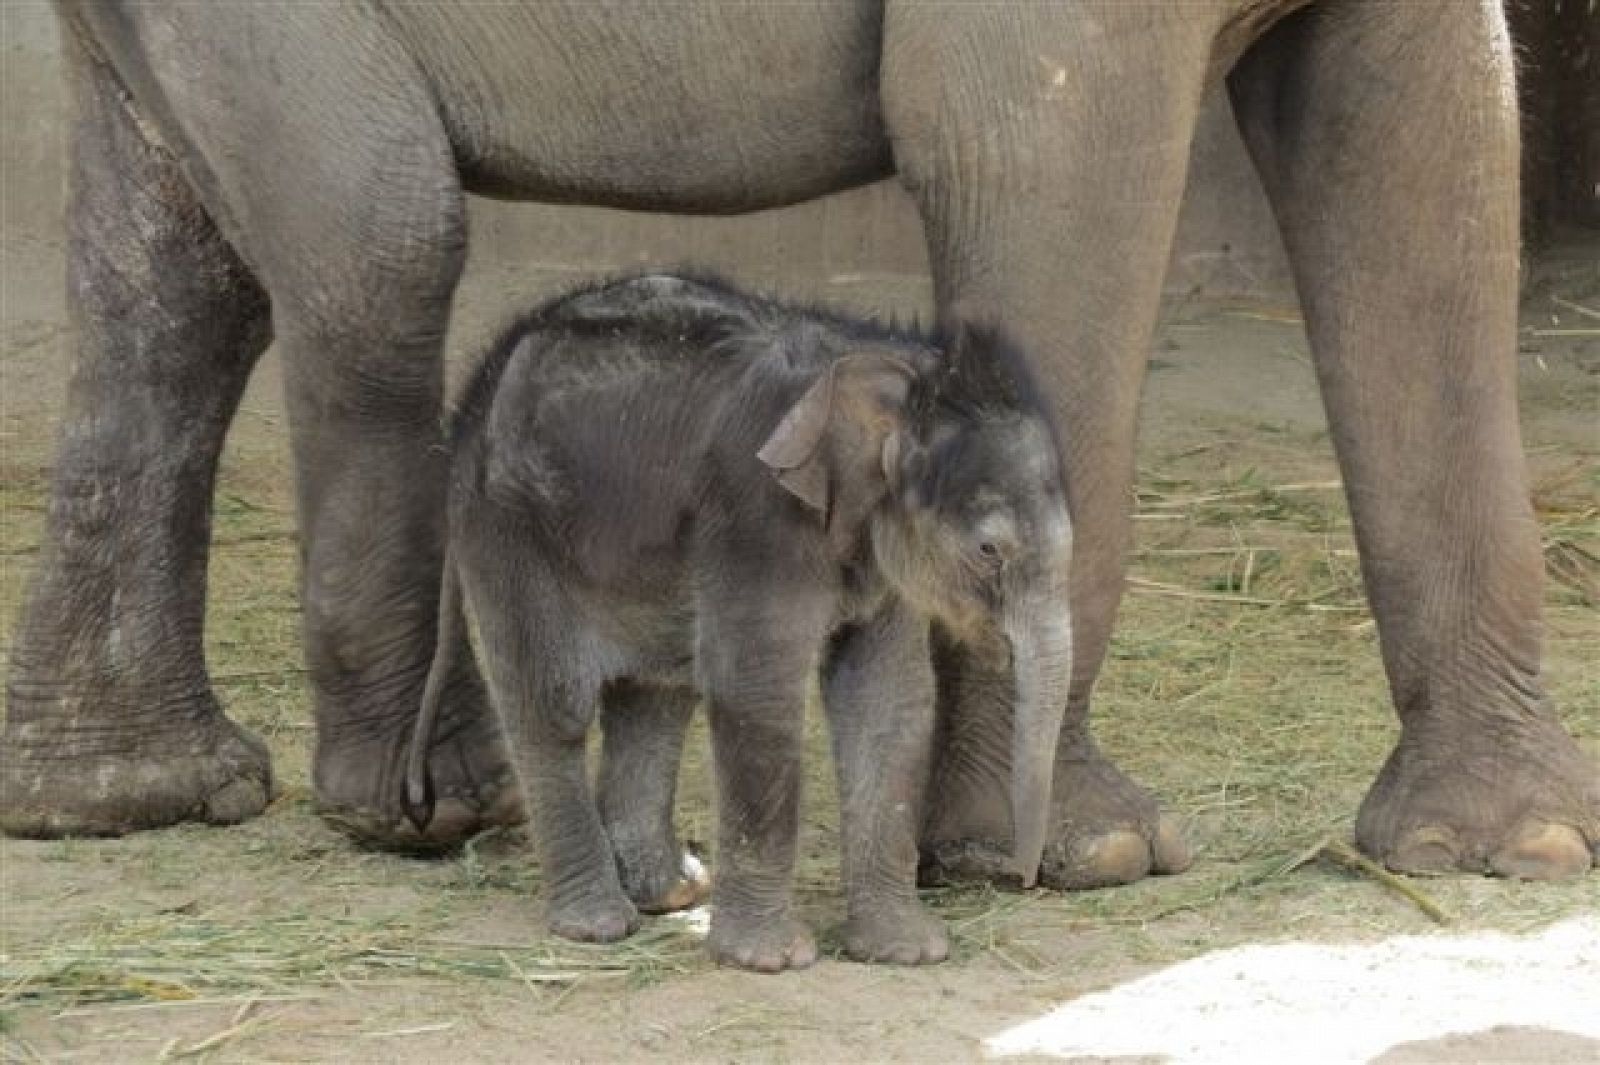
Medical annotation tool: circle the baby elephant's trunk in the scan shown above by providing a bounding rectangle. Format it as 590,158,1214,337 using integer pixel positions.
1005,597,1073,887
401,548,463,832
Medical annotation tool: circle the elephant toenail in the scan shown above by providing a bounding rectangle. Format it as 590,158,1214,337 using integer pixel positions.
1153,818,1194,875
1041,829,1154,889
1490,822,1592,880
1387,826,1462,875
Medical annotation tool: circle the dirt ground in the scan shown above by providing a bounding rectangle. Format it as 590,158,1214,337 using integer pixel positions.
1,204,1597,1063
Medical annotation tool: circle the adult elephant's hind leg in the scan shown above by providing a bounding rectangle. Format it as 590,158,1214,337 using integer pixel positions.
282,230,521,849
206,17,522,849
1,36,272,836
1231,2,1596,877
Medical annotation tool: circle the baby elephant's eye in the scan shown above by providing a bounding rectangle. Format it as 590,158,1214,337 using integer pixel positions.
978,541,1003,561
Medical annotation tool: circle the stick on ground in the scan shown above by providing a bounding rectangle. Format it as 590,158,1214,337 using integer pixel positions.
1318,838,1455,926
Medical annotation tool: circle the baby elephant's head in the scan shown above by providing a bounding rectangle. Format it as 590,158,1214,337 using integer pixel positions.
757,327,1072,885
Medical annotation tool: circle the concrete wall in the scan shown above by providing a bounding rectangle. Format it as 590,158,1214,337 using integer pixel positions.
3,1,1593,327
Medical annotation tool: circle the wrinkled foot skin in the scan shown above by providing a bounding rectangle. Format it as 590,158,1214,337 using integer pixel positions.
548,891,641,944
615,844,712,915
316,687,525,851
919,738,1192,891
1356,718,1599,880
918,838,1027,890
1039,737,1192,890
1,704,273,838
708,910,818,973
844,902,949,965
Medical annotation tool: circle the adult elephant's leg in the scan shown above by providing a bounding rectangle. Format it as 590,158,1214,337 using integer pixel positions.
883,4,1207,889
285,313,520,849
274,199,518,843
171,13,520,847
1230,3,1596,877
1,33,272,836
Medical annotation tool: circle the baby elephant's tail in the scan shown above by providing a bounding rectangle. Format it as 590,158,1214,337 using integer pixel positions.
402,546,463,832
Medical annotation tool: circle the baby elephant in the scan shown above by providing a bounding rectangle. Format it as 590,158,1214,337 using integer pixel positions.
405,274,1073,972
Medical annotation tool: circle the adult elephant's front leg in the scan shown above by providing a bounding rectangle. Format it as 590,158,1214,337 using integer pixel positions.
2,29,273,838
1231,2,1596,877
883,4,1209,889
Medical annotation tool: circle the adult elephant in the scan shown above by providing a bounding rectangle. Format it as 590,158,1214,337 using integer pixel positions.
4,1,1595,886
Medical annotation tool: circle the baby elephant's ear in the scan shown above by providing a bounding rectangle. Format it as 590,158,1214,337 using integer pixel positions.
757,352,916,520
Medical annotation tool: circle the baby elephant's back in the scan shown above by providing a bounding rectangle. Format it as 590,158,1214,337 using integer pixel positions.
457,274,775,582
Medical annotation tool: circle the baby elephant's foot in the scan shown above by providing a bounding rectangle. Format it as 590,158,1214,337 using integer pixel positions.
844,902,949,965
707,910,818,973
547,890,640,944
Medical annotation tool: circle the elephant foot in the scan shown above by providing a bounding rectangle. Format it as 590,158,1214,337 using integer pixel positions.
918,838,1023,888
919,734,1190,890
1,692,273,838
548,889,641,943
314,694,523,851
707,909,818,973
843,901,949,965
1039,736,1191,890
615,844,711,915
1356,715,1598,879
1042,821,1192,891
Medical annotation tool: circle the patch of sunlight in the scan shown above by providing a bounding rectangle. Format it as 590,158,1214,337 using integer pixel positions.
986,916,1600,1063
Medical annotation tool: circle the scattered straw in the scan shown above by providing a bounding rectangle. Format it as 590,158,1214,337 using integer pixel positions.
163,1011,278,1059
0,913,703,1014
1544,538,1599,606
1549,294,1600,321
360,1021,458,1039
53,993,318,1019
1127,576,1301,609
1135,481,1342,509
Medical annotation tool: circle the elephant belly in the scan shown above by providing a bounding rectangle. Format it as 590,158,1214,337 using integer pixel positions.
577,587,699,691
387,2,894,212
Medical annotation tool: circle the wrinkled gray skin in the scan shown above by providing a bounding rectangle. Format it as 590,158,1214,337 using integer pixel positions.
5,2,1596,886
403,274,1072,970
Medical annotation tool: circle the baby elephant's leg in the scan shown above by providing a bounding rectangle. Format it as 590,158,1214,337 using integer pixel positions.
825,605,947,965
698,591,828,973
598,683,709,913
465,567,636,942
